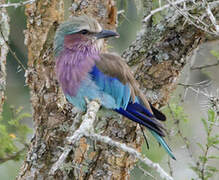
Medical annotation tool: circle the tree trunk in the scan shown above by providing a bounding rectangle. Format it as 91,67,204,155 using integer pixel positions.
17,0,219,179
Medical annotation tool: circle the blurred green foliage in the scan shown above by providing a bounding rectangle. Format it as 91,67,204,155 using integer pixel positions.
0,106,31,164
191,109,219,180
6,0,23,3
0,1,30,179
165,102,189,123
210,50,219,60
131,100,219,179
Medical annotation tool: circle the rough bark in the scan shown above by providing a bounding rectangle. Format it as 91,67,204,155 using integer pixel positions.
0,0,9,115
17,0,219,179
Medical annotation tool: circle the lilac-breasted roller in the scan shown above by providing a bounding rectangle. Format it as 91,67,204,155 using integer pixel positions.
54,16,175,160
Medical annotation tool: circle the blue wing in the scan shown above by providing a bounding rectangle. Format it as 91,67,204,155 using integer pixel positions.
90,65,131,109
89,65,165,134
66,76,117,110
89,55,176,160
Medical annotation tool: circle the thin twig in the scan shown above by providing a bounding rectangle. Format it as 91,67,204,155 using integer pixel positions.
185,86,212,98
191,61,219,70
0,0,36,8
212,145,219,150
200,117,215,179
0,27,26,71
167,157,173,177
178,80,212,88
144,0,219,35
204,0,219,33
137,164,157,180
165,0,219,36
143,0,188,22
167,103,194,160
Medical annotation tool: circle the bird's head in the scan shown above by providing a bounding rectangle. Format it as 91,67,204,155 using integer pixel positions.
54,16,119,57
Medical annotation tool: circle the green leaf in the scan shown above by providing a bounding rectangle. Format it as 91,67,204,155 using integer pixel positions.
210,50,219,59
206,165,218,172
207,136,219,146
199,156,207,164
208,155,219,159
205,171,213,179
0,106,31,163
168,103,188,122
201,118,209,133
190,166,201,175
208,109,215,122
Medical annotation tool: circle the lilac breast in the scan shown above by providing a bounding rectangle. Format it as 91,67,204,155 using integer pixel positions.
55,47,100,96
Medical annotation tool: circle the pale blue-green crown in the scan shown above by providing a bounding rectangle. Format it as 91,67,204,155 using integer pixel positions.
53,16,102,57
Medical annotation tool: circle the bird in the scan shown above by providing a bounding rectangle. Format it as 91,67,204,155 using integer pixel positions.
54,15,175,160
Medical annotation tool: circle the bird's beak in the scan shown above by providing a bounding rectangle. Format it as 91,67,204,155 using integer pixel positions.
95,30,119,39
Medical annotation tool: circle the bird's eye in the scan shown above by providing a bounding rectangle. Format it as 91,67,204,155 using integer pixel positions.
80,29,89,35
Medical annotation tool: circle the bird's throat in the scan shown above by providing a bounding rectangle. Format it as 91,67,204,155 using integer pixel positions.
55,46,100,97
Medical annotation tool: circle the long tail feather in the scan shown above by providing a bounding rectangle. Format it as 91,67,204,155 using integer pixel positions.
149,102,166,121
115,102,176,160
128,103,154,117
126,106,165,133
150,131,176,160
115,108,164,136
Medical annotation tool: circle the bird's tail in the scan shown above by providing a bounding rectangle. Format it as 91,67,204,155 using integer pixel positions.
150,130,176,160
115,102,176,160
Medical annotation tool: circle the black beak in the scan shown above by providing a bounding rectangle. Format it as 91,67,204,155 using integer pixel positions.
95,30,119,39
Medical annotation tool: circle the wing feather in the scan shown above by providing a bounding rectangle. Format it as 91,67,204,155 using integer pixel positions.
97,53,152,112
89,53,175,159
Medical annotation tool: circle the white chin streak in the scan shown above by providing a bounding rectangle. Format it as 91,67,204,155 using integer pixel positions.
96,39,104,51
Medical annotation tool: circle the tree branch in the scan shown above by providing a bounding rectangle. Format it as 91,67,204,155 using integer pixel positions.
191,61,219,70
50,99,173,180
49,100,100,175
88,133,174,180
164,0,219,36
0,28,26,71
143,0,188,23
0,0,36,8
205,0,219,33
